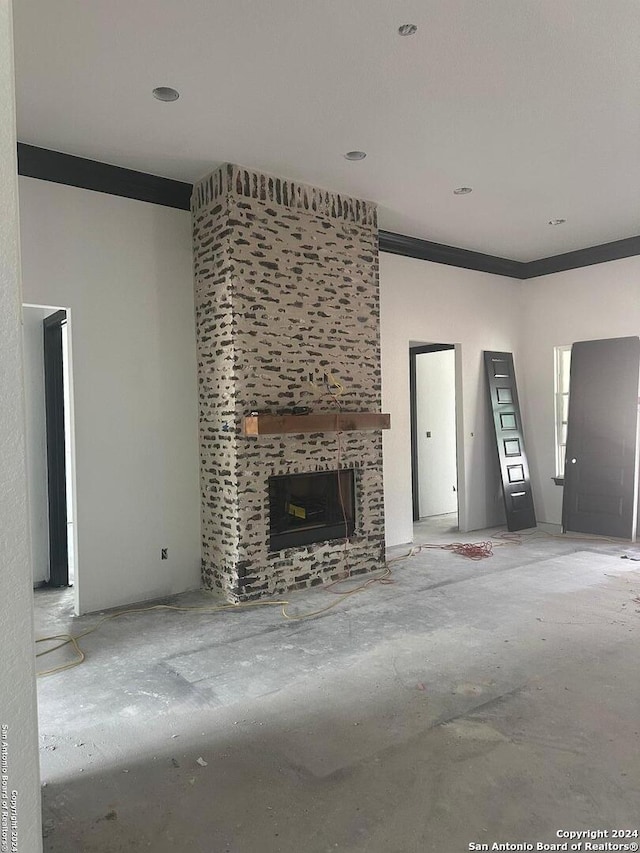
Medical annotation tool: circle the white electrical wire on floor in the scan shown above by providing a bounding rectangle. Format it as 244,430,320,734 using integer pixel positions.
34,535,498,677
35,582,387,677
37,521,636,676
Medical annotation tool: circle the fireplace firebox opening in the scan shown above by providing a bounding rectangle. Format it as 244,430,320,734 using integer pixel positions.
268,470,355,552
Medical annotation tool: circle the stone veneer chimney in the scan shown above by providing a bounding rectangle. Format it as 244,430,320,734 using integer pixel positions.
192,164,385,600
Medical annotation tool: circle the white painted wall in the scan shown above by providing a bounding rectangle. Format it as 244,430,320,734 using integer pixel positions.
519,255,640,526
22,305,50,584
415,348,458,518
16,167,638,597
380,252,522,546
18,177,201,614
0,1,42,846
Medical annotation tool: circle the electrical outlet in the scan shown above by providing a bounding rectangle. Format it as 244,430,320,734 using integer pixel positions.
161,548,168,560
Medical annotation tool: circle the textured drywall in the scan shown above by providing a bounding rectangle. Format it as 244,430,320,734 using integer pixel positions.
0,1,42,848
18,177,201,614
192,165,385,599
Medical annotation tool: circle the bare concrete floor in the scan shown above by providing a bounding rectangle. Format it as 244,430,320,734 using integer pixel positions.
35,526,640,852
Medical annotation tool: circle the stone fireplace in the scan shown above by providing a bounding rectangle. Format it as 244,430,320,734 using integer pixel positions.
191,164,385,600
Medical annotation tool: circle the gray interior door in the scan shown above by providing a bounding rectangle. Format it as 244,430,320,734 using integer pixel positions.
562,336,640,539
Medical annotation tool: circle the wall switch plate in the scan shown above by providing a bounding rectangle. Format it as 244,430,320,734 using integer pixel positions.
161,548,168,560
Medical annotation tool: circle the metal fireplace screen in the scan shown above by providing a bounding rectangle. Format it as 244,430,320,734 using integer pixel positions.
268,469,355,551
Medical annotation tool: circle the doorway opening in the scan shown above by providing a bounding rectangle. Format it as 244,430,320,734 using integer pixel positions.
22,305,77,611
409,343,460,537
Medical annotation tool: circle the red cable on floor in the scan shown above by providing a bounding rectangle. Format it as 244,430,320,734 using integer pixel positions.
442,541,494,560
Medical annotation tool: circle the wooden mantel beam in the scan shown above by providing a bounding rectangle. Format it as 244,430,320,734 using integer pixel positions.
242,412,391,436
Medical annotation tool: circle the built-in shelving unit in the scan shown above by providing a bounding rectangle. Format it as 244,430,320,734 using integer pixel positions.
242,412,391,436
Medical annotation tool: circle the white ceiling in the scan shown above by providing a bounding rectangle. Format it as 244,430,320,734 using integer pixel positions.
12,0,640,261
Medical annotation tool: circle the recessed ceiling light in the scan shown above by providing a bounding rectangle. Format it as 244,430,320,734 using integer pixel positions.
398,24,418,36
548,218,566,225
344,151,367,161
152,86,180,102
453,187,473,195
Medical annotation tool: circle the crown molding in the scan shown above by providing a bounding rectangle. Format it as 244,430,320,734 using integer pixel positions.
17,143,191,210
522,235,640,279
17,144,640,278
379,230,525,279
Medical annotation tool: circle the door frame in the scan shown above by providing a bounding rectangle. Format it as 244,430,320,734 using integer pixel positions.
43,310,69,586
25,302,79,612
409,343,460,524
